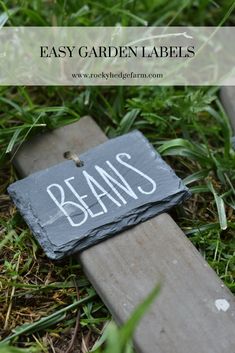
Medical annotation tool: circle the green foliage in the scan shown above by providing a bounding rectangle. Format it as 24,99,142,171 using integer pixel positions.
1,0,235,26
1,293,96,344
0,285,160,353
0,345,39,353
91,284,161,353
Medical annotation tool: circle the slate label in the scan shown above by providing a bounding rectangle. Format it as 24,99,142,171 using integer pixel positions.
8,130,190,259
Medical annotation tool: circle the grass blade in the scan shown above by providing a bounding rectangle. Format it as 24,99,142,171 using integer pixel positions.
119,283,161,348
5,129,23,154
1,292,96,344
208,182,227,230
0,345,38,353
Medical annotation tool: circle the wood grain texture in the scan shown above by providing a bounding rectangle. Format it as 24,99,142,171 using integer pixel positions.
220,86,235,133
13,116,235,353
12,116,107,177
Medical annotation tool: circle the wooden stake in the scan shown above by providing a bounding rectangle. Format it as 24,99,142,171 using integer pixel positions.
13,116,235,353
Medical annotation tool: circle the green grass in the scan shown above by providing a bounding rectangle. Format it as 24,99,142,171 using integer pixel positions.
1,0,235,26
0,0,235,352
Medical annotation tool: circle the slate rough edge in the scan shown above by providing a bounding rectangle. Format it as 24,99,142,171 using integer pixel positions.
51,189,189,254
8,130,191,260
48,185,188,251
56,191,190,258
7,186,56,258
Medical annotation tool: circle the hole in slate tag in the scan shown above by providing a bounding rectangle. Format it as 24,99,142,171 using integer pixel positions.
63,151,84,167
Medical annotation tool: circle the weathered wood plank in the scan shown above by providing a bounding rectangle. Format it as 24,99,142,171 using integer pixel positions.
220,86,235,133
13,116,107,177
13,116,235,353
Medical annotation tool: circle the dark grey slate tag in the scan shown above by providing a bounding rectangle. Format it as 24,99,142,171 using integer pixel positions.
8,131,190,259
